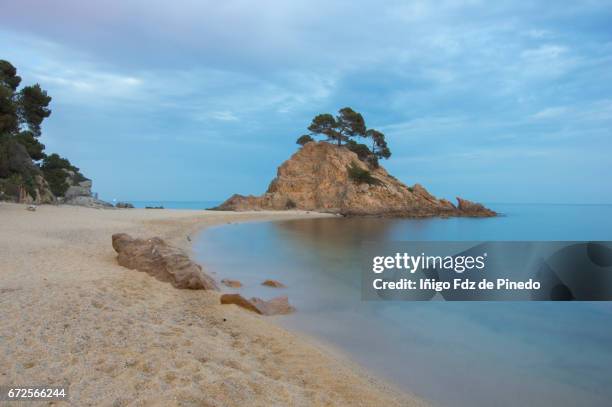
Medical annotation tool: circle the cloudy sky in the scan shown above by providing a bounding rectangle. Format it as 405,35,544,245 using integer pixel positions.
1,0,611,203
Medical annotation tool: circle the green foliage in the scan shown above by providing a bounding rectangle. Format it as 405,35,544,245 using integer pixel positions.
346,140,372,160
41,153,85,197
17,84,52,137
0,133,10,178
0,173,23,199
0,60,83,201
41,167,69,197
0,172,35,201
296,134,314,145
307,113,343,144
366,129,391,160
301,108,392,164
15,131,46,160
347,162,380,186
0,60,22,135
337,107,366,138
0,82,18,135
0,60,22,91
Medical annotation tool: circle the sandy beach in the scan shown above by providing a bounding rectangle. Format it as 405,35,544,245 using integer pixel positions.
0,203,426,406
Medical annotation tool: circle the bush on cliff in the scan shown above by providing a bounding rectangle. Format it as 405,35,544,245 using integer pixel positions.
41,153,86,197
296,134,314,145
347,162,380,186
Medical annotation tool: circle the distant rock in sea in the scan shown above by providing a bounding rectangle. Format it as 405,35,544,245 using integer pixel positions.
214,141,496,218
262,279,286,288
115,202,135,208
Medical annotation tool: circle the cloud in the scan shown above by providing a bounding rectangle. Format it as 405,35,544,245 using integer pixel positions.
531,107,569,120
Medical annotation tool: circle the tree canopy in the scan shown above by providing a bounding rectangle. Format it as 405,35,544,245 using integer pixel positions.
0,59,84,201
0,60,51,160
297,107,391,167
0,59,52,144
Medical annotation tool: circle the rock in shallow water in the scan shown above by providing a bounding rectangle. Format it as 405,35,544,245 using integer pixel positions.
220,294,295,315
261,279,286,288
221,279,243,288
111,233,218,290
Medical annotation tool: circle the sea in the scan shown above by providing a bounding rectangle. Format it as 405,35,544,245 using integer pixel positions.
193,203,612,407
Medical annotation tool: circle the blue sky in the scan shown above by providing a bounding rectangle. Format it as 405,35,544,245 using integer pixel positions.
1,0,611,203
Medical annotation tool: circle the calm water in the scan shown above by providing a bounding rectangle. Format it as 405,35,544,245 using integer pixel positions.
194,204,612,407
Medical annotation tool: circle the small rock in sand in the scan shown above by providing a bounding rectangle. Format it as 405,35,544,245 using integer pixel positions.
220,294,295,315
221,279,242,288
26,205,36,211
262,279,286,288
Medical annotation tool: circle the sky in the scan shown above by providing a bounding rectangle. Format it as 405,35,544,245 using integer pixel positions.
1,0,611,203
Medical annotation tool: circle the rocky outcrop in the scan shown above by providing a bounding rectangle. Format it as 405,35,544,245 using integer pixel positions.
61,171,113,208
262,279,286,288
221,279,243,288
111,233,218,290
220,294,295,315
64,174,92,200
215,141,496,218
115,202,135,208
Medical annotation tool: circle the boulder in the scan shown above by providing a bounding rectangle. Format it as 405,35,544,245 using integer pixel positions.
111,233,218,290
214,141,496,218
221,279,243,288
262,279,286,288
220,294,295,315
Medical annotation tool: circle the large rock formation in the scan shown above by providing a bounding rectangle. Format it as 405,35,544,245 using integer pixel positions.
215,141,495,217
112,233,218,290
62,170,113,208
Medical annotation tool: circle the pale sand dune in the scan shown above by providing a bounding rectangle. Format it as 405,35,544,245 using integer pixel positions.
0,203,427,406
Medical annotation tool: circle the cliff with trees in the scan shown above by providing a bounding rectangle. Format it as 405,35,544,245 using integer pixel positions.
0,59,100,205
215,108,495,217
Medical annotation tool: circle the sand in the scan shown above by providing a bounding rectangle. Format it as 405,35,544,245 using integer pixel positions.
0,203,427,406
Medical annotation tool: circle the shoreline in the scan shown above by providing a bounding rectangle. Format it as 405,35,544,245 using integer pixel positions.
0,202,427,406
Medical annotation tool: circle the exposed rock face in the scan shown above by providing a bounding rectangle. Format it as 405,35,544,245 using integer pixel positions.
111,233,218,290
215,141,496,218
64,175,92,200
62,171,114,208
220,294,295,315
